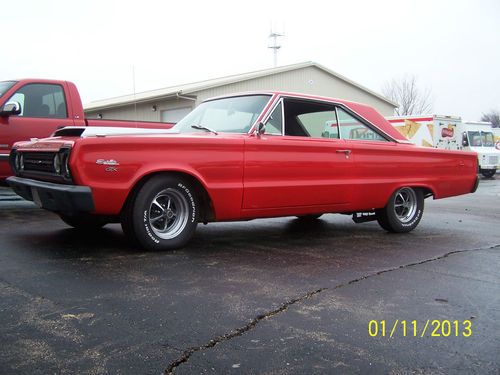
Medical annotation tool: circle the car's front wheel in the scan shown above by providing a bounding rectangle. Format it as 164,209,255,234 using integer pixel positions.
121,175,199,251
376,187,424,233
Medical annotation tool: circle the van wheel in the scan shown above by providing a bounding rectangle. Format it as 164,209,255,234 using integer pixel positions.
121,175,199,251
376,187,424,233
480,169,496,178
60,214,107,229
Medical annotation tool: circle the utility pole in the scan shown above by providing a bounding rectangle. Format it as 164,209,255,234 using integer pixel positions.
268,31,283,67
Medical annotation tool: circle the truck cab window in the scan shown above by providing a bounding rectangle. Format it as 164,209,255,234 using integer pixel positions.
468,131,495,147
0,80,16,98
6,83,67,119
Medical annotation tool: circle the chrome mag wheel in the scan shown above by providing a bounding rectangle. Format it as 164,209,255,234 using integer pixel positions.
148,188,189,240
376,186,424,233
393,187,417,223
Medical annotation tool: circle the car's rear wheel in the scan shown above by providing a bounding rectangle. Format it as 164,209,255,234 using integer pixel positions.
121,175,199,251
376,187,424,233
480,168,496,178
59,214,107,230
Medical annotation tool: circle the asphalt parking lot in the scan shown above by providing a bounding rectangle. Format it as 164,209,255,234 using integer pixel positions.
0,178,499,374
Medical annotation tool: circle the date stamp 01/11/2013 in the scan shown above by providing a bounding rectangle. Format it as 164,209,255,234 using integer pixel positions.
368,320,473,338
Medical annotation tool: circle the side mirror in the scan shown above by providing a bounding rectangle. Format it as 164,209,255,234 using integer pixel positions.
255,122,266,136
462,131,469,147
0,101,22,117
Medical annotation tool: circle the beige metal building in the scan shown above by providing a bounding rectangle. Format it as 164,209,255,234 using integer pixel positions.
84,61,397,122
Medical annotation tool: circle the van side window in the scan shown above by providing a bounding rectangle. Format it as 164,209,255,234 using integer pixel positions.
7,84,67,119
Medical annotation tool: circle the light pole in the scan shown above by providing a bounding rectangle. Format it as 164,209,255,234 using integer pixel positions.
268,31,283,67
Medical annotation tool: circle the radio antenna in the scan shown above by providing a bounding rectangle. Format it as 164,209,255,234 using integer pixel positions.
132,65,137,127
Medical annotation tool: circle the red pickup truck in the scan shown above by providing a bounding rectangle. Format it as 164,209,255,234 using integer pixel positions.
0,79,173,180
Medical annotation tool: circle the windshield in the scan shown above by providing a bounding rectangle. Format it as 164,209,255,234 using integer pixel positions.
0,81,16,98
468,131,495,147
175,95,271,134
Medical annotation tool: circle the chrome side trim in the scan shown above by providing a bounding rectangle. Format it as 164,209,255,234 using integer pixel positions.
335,107,342,139
0,153,9,161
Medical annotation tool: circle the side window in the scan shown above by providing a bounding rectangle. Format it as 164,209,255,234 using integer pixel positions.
336,107,386,142
297,110,338,139
282,98,338,139
264,101,283,135
7,84,67,119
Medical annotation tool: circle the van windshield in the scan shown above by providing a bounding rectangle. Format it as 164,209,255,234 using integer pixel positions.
175,95,271,134
0,81,16,98
468,131,494,147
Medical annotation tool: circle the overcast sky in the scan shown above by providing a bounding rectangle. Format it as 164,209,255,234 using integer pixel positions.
2,0,499,120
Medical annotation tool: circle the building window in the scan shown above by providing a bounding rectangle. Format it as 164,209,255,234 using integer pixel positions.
161,107,192,123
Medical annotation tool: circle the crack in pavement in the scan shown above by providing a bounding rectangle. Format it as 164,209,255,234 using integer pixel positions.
164,243,500,374
164,287,327,374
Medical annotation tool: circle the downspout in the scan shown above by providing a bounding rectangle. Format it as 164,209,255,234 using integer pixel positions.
176,91,197,101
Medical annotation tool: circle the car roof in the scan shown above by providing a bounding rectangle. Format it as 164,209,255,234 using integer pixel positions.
205,91,409,142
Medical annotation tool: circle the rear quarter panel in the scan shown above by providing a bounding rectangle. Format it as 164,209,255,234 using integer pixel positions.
349,141,477,211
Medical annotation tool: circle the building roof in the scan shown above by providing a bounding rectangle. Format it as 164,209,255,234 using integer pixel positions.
84,61,397,111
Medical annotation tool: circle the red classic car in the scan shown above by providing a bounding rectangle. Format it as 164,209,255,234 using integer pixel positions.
7,92,479,250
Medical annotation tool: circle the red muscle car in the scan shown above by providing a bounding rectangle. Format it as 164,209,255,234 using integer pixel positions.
7,92,479,251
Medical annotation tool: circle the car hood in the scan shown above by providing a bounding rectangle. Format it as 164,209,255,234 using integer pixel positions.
13,127,182,152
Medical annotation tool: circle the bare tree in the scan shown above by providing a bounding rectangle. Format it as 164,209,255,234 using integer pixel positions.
382,75,433,116
481,110,500,128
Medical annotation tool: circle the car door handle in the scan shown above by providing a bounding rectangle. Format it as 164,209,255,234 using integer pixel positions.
336,149,351,159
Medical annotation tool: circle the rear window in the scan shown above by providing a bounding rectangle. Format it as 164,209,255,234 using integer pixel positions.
0,81,16,98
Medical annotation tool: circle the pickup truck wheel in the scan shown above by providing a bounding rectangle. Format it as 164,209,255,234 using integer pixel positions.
480,169,496,178
376,187,424,233
123,175,198,251
59,214,107,229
